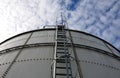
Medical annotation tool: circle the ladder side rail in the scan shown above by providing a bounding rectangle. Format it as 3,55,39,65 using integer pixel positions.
63,29,70,78
53,26,58,78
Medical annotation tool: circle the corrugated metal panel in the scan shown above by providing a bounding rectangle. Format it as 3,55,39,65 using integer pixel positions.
1,46,54,78
17,46,54,60
5,61,52,78
27,30,55,44
106,43,120,57
80,63,120,78
69,31,104,45
76,48,120,68
70,31,111,53
0,65,9,77
76,48,120,78
0,51,19,64
0,28,119,78
0,51,19,77
0,34,31,51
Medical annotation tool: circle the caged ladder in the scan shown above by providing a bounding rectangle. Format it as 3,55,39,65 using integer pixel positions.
53,25,73,78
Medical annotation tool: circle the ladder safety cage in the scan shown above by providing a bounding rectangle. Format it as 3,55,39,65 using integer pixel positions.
53,25,73,78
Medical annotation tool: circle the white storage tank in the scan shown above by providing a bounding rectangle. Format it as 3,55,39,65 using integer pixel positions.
0,25,120,78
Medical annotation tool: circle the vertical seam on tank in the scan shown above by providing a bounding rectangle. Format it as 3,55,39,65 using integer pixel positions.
68,30,83,78
103,41,114,54
1,32,33,78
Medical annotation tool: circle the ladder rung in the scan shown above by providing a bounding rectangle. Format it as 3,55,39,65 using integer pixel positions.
56,67,71,69
57,35,65,36
57,44,68,46
58,31,65,33
57,49,68,51
57,48,68,51
57,39,67,41
58,55,68,58
57,36,65,38
57,32,64,34
57,32,65,34
56,73,72,76
57,43,64,45
57,35,64,37
57,34,64,36
57,39,64,41
57,50,65,52
57,42,67,44
57,52,65,54
58,25,64,28
56,59,70,63
57,35,65,37
57,50,65,53
57,47,64,50
58,28,64,30
57,52,69,54
57,37,64,39
57,45,66,48
57,32,65,35
57,41,64,43
57,55,66,58
57,38,64,40
57,44,64,46
58,27,64,29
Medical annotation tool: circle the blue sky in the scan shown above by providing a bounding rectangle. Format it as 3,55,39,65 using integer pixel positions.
0,0,120,50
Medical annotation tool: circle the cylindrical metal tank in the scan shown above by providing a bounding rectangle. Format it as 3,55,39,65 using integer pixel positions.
0,27,120,78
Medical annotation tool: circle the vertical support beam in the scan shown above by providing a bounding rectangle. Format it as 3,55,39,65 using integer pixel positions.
2,32,33,78
68,30,83,78
103,41,114,54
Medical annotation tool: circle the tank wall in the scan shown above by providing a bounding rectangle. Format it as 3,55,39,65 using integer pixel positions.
1,46,54,78
0,33,31,51
6,60,52,78
17,46,54,60
0,30,55,51
76,48,120,68
106,43,120,57
76,48,120,78
0,51,19,64
0,30,119,55
81,61,120,78
0,50,19,77
0,29,120,78
27,30,55,44
68,32,112,53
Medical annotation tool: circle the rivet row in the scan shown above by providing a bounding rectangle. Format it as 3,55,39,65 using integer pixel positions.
79,60,120,70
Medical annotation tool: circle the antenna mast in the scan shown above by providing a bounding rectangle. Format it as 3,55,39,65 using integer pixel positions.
61,12,64,25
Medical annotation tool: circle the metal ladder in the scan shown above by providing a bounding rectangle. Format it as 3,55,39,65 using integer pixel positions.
53,25,72,78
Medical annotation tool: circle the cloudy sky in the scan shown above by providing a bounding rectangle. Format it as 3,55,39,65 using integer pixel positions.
0,0,120,50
